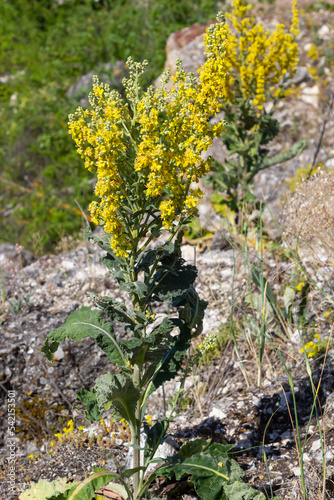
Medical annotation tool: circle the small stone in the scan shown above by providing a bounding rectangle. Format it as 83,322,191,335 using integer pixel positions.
209,407,227,420
325,158,334,169
318,25,330,39
300,85,319,108
292,467,301,476
310,439,321,452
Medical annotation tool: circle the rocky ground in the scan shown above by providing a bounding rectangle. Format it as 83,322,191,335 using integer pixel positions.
1,1,334,499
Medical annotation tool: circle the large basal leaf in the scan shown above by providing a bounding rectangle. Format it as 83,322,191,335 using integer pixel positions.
41,307,126,366
178,438,212,460
46,469,125,500
76,389,102,422
156,443,265,500
94,372,140,425
224,482,266,500
18,478,79,500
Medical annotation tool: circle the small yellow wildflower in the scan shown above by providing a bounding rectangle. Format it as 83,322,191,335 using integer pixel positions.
218,462,223,467
28,454,35,461
296,282,305,292
78,426,85,432
145,415,153,426
50,441,54,447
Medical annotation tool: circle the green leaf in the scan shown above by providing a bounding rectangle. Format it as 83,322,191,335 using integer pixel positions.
94,372,140,425
178,438,212,459
120,281,148,299
41,307,126,365
99,254,127,283
84,227,112,253
18,478,79,500
121,466,145,479
156,443,265,500
176,286,208,337
94,296,135,325
150,324,192,393
143,418,168,465
45,470,125,500
224,481,266,499
156,443,236,500
150,263,197,302
135,248,163,275
262,140,306,168
76,389,101,422
95,334,126,367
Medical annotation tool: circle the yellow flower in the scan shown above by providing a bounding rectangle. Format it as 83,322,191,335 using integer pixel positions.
78,426,85,432
218,462,223,467
296,282,305,292
69,54,225,257
145,414,153,426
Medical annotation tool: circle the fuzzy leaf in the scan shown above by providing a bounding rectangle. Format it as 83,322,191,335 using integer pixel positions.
176,286,207,337
45,470,123,500
120,281,148,299
95,296,135,325
42,307,125,365
95,334,126,367
76,389,101,422
18,478,79,500
156,443,238,500
178,438,212,459
99,254,127,283
150,324,192,393
224,481,266,499
150,263,197,302
84,227,113,253
262,140,306,168
144,418,168,464
94,372,140,425
135,248,163,275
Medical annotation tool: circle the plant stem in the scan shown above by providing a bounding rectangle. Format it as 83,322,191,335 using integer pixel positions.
132,364,141,499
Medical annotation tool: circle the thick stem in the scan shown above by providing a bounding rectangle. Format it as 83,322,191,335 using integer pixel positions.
132,364,141,499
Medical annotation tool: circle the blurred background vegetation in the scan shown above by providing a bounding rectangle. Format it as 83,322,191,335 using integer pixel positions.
0,0,219,254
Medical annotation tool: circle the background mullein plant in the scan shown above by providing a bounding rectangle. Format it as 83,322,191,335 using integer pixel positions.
207,0,306,221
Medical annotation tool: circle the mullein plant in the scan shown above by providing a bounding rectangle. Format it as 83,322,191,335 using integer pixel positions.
207,0,306,222
41,13,267,500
